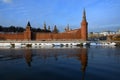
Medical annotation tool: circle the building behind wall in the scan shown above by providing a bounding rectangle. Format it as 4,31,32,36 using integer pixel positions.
0,10,88,41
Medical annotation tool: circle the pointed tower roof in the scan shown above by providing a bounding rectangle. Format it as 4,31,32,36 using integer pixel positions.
26,21,31,31
82,8,86,21
27,21,31,27
43,21,47,30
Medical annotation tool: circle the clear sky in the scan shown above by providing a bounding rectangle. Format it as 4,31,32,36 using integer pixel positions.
0,0,120,32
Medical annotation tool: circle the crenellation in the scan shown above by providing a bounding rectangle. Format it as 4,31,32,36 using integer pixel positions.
0,10,88,41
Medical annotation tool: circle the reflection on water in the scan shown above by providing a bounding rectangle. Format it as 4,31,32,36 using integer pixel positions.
24,48,88,79
0,47,120,80
24,49,33,67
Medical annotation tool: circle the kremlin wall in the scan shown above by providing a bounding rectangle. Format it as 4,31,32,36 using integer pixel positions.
0,10,88,41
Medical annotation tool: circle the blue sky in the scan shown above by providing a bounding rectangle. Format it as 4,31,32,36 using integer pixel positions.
0,0,120,32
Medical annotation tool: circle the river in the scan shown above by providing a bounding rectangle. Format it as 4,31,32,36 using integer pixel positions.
0,46,120,80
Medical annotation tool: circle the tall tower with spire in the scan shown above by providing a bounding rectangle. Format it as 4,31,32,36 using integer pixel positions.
81,9,88,41
24,21,31,40
43,22,47,30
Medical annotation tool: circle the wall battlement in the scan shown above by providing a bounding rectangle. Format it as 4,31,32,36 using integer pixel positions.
0,10,88,41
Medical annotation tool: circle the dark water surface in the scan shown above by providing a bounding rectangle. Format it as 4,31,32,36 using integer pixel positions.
0,47,120,80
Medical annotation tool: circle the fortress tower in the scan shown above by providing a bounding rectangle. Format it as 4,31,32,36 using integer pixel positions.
81,9,88,41
0,10,88,41
24,21,31,40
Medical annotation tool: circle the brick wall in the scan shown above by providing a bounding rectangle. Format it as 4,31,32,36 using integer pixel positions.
0,32,24,40
35,29,81,40
0,28,83,40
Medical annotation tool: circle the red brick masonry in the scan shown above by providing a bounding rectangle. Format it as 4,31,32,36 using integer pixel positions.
0,10,88,41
